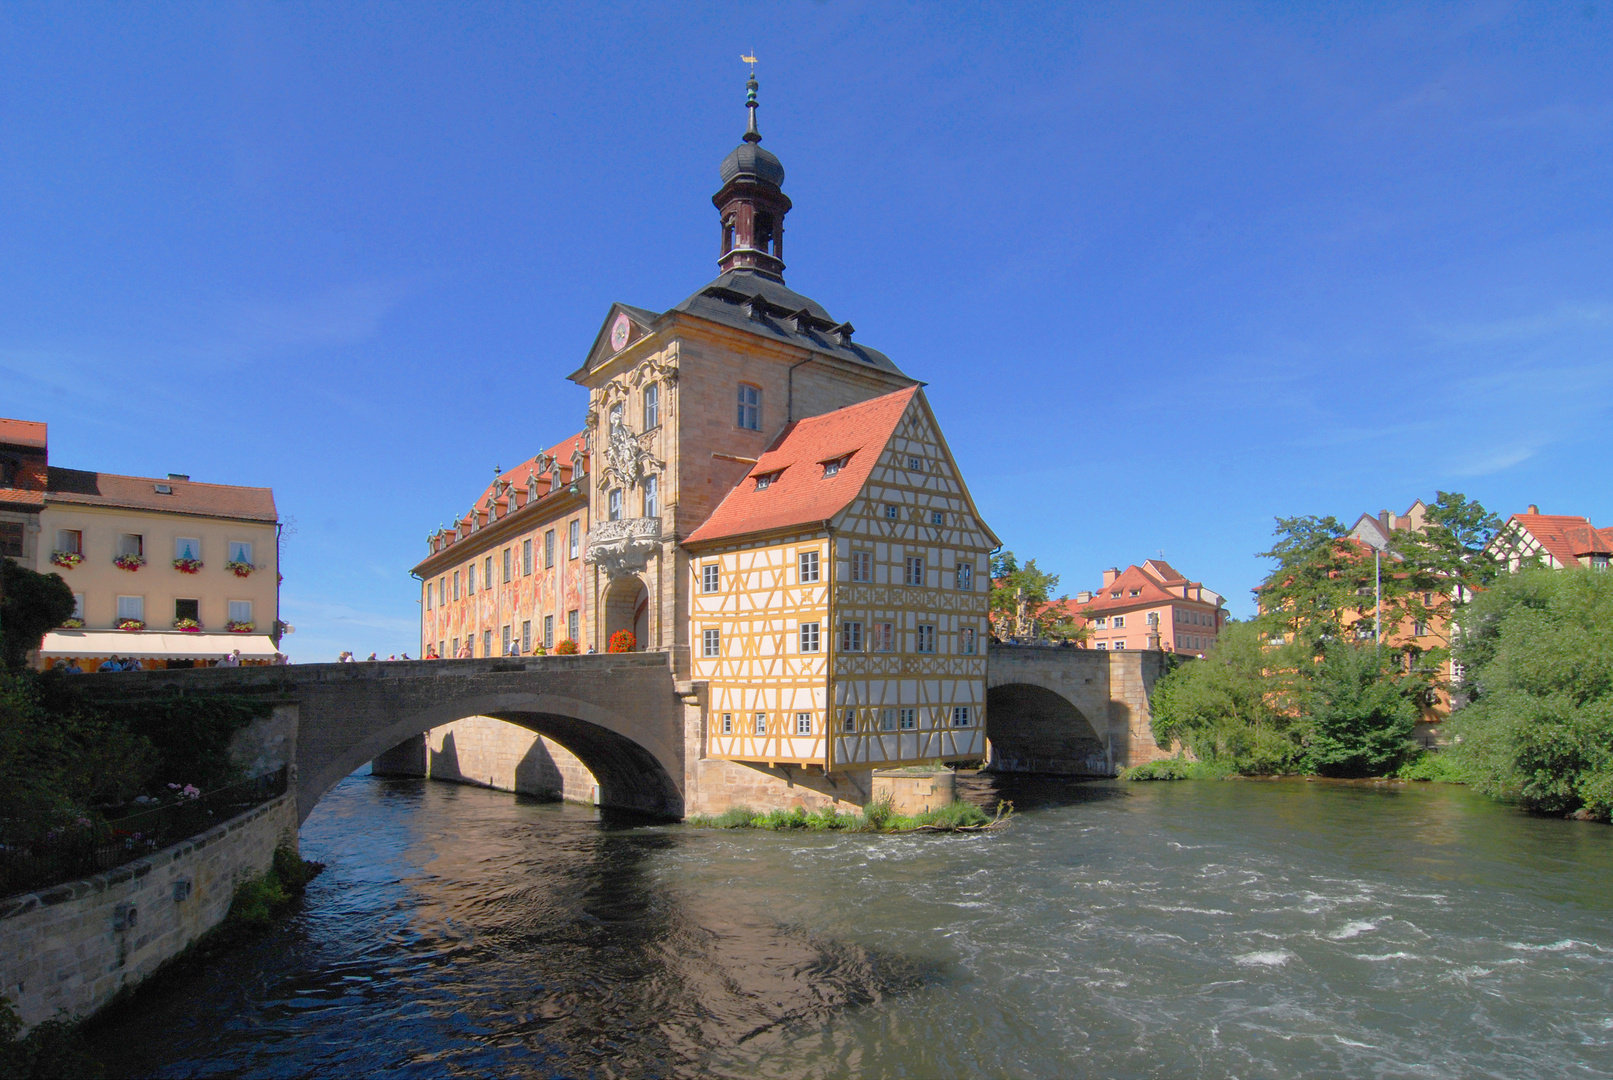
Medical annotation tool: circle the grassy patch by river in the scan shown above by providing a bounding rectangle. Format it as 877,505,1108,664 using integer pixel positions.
688,798,1010,833
1122,750,1469,785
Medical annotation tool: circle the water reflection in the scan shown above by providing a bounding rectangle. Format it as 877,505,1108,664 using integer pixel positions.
87,773,1613,1079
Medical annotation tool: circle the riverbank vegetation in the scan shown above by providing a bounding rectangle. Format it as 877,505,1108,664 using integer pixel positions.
689,798,1009,833
1135,492,1613,820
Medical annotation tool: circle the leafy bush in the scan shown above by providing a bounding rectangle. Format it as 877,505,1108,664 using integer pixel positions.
1305,643,1419,777
1393,751,1467,783
1449,569,1613,817
1122,758,1234,781
686,796,996,832
0,558,75,669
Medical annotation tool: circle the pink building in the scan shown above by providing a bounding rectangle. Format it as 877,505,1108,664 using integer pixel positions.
1059,560,1228,654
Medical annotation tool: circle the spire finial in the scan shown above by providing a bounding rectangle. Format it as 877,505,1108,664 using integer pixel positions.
741,52,761,143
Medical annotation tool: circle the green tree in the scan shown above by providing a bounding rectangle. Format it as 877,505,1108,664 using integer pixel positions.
0,558,74,669
1449,569,1613,817
1150,621,1309,773
1305,643,1419,777
989,550,1064,638
1253,515,1377,654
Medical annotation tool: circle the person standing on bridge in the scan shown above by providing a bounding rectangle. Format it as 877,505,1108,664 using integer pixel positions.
221,649,241,668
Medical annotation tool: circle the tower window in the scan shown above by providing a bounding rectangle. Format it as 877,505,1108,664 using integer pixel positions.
755,212,775,254
738,384,761,430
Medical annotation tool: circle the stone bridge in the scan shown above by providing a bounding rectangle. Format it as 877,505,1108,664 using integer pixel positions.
87,654,689,824
985,646,1178,776
82,646,1178,824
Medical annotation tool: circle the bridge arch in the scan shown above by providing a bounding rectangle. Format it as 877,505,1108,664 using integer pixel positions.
297,685,684,825
985,682,1111,777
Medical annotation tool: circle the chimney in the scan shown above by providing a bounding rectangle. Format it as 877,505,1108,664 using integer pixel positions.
1527,504,1539,515
1102,567,1120,587
1076,591,1092,603
168,473,189,481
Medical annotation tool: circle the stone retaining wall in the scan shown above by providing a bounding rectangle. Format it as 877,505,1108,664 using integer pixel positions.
0,793,299,1032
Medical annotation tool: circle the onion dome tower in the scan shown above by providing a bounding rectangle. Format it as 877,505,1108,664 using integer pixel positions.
713,73,792,282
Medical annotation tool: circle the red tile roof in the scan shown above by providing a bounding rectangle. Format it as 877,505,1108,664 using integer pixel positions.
0,418,46,450
686,386,920,545
1506,513,1611,566
45,468,277,522
1053,561,1223,618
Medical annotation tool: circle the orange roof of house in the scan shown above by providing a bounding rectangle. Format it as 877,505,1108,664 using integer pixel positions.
1053,561,1222,619
1506,513,1613,565
0,417,47,450
686,386,920,545
44,469,277,522
461,435,593,528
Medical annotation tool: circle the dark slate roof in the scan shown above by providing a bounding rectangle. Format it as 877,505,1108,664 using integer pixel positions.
719,142,785,187
668,270,908,377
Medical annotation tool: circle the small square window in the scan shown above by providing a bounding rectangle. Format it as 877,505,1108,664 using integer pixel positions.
228,540,252,564
702,564,720,592
117,533,143,558
55,529,82,555
905,556,925,586
703,628,721,657
117,595,144,622
174,537,201,561
952,706,971,727
174,598,199,622
228,599,252,623
907,456,922,471
800,622,820,652
899,708,917,730
1114,641,1126,650
884,504,899,520
1113,615,1125,628
1129,588,1141,597
880,708,897,732
796,713,813,735
931,511,943,526
822,461,840,478
851,551,872,582
754,713,767,735
841,621,862,652
799,550,819,583
916,625,936,653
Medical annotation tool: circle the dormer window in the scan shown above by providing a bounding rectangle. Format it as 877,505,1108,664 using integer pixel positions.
820,454,850,478
154,483,173,494
1110,591,1120,599
1129,589,1141,597
754,471,781,491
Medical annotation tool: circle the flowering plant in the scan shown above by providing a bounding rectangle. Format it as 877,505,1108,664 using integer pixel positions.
174,618,203,632
173,557,203,574
166,782,201,800
114,553,146,571
51,550,83,569
60,616,84,629
607,630,636,653
225,620,256,633
554,639,580,655
116,618,146,631
225,560,254,578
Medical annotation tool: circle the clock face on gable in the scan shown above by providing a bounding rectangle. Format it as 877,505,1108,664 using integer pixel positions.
610,313,632,353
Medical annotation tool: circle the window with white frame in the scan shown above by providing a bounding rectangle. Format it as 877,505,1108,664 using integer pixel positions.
955,560,973,590
545,529,555,568
952,706,971,727
1097,642,1108,650
175,537,200,561
899,708,916,730
228,540,252,564
795,713,813,735
117,595,144,622
72,593,84,618
503,548,512,583
905,555,925,586
841,621,862,652
118,533,143,558
799,622,820,652
453,570,461,600
484,557,493,590
467,565,476,593
754,713,767,735
567,609,579,642
961,627,977,655
721,713,733,734
643,475,660,518
843,708,856,733
228,600,252,624
522,620,532,652
1112,615,1125,628
702,563,720,592
1094,616,1107,628
644,382,660,429
916,625,936,653
879,708,897,731
851,550,872,582
56,529,82,555
737,384,761,430
799,550,819,583
907,456,922,471
608,489,622,521
884,504,899,520
544,615,554,648
871,622,895,652
569,520,580,559
702,628,721,658
1113,641,1126,650
522,539,533,575
931,511,943,526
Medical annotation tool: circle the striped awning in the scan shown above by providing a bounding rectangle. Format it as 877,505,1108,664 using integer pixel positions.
39,630,279,661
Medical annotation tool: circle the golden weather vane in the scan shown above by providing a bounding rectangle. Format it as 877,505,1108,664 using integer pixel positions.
741,51,757,74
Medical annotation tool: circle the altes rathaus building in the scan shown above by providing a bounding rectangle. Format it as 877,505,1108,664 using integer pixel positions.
412,76,999,778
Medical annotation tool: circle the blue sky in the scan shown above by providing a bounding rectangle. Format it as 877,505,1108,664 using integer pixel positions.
3,3,1609,661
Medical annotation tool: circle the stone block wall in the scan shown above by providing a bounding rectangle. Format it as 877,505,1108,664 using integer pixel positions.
424,717,598,803
0,793,298,1032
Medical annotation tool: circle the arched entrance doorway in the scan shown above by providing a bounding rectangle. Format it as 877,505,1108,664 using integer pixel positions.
603,575,649,651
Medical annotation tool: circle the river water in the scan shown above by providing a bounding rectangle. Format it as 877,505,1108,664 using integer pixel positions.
89,772,1613,1079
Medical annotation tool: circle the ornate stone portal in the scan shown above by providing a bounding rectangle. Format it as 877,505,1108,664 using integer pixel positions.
585,517,662,578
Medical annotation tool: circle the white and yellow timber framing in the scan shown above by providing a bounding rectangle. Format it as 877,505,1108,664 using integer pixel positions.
689,392,999,770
